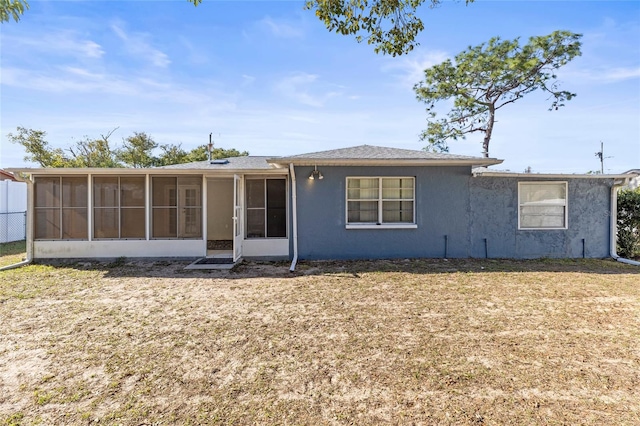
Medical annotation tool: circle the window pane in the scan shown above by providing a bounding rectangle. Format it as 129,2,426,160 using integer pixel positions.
62,177,87,208
152,177,176,207
266,179,286,237
383,201,414,223
520,183,566,204
180,208,202,238
348,201,378,223
62,208,87,239
266,180,286,209
520,206,565,228
121,208,146,238
35,177,60,208
267,208,286,237
179,177,202,207
382,178,414,199
348,178,379,200
94,177,118,208
94,208,119,238
35,209,60,239
121,177,145,207
153,208,177,238
246,180,265,208
247,209,265,238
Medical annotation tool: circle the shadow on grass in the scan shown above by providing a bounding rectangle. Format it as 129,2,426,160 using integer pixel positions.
24,257,640,279
0,240,26,256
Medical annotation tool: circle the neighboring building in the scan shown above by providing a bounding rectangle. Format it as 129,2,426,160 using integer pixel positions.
624,169,640,189
7,145,637,263
0,169,28,243
0,169,18,181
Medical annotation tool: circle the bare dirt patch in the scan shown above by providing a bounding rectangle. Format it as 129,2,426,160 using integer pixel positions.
0,258,639,424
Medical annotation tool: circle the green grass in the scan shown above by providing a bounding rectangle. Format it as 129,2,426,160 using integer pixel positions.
0,258,639,425
0,240,26,268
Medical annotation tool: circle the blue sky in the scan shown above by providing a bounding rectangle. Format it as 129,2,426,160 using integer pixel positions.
1,0,639,173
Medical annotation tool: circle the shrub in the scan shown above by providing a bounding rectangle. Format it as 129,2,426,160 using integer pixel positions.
617,187,640,258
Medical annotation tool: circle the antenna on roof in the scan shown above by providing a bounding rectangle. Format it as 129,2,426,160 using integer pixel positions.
208,133,214,163
595,141,613,174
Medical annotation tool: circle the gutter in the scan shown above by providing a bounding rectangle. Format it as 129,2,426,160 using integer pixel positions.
610,178,640,266
289,163,298,272
0,173,33,271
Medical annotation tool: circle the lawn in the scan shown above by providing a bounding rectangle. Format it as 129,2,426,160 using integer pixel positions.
0,258,638,425
0,240,26,268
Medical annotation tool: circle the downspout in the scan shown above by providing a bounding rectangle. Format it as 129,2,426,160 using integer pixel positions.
0,174,33,271
289,163,298,272
610,179,640,266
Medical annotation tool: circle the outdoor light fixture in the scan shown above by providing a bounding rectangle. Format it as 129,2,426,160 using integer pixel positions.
308,165,323,180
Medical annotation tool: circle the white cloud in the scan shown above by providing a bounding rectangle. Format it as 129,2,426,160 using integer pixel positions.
2,31,104,59
242,74,256,87
259,16,304,39
274,72,341,107
111,21,171,68
563,66,640,84
594,66,640,83
0,65,237,108
381,50,450,88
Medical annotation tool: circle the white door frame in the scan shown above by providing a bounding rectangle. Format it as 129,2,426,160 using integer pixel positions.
232,174,243,262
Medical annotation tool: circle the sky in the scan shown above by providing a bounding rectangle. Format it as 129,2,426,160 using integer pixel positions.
1,0,639,173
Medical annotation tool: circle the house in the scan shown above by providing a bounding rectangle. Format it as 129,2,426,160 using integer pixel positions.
6,145,637,267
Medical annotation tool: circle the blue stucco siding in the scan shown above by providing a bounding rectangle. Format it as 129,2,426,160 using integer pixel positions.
293,166,614,260
469,177,613,259
294,165,473,260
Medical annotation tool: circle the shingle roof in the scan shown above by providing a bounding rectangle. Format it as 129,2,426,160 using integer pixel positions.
157,156,276,170
277,145,481,160
269,144,502,166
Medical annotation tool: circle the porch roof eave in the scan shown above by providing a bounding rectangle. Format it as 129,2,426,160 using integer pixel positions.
6,167,290,176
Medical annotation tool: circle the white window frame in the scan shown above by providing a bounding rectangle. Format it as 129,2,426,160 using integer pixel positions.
345,176,417,229
518,181,568,230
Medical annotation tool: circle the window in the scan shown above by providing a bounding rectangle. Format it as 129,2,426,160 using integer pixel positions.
346,177,415,227
152,176,202,238
94,176,145,239
518,182,567,229
34,176,88,239
245,178,287,238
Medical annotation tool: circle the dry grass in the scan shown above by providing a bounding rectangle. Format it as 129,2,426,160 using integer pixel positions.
0,258,639,425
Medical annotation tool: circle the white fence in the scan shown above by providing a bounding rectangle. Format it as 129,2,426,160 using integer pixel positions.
0,180,27,243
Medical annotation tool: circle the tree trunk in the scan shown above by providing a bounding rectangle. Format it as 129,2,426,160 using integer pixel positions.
483,106,496,158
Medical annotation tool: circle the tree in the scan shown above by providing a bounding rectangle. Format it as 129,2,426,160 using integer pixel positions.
307,0,474,56
7,127,69,167
188,0,472,56
155,143,249,166
117,132,158,168
617,187,640,259
414,30,582,157
9,126,249,168
1,0,28,23
156,143,189,166
67,128,122,168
